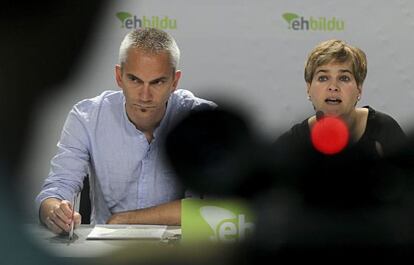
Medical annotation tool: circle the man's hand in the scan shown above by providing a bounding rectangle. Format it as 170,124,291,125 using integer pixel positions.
40,198,82,234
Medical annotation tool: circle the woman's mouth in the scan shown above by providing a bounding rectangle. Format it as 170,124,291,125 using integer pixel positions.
325,98,342,105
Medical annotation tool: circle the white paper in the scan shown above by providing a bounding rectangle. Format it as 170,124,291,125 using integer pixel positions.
86,224,167,240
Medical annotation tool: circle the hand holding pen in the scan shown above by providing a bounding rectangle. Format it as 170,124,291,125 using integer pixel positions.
40,196,82,236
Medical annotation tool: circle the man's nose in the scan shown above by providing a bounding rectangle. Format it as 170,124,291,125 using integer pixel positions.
139,84,152,101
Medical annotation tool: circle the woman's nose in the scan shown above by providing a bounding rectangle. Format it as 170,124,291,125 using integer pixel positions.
328,83,340,91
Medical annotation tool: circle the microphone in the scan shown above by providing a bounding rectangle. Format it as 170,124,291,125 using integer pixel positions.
316,110,325,121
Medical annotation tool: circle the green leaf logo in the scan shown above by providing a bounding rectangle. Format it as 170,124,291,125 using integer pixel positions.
282,12,299,28
116,12,133,28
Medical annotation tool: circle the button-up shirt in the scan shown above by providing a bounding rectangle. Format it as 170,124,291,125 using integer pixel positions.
36,89,216,224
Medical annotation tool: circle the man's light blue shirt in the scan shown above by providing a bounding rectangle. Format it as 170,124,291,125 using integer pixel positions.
36,89,216,224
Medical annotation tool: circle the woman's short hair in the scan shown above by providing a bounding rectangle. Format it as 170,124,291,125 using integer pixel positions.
304,39,367,87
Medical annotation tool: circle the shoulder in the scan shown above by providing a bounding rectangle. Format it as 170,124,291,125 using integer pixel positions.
69,90,123,122
74,90,122,109
365,106,404,133
271,118,312,168
278,119,310,142
169,89,217,111
364,105,406,154
273,119,310,150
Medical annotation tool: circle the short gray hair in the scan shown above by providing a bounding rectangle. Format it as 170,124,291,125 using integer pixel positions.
119,28,180,71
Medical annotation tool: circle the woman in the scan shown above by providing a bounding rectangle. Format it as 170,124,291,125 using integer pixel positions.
272,39,407,206
276,39,406,159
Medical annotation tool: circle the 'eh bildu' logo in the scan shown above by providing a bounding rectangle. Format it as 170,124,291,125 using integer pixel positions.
282,12,345,31
116,12,177,30
200,206,254,243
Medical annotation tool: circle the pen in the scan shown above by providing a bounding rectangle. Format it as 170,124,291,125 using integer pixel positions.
69,194,77,240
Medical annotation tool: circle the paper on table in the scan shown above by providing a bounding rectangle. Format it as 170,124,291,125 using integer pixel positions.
86,225,167,240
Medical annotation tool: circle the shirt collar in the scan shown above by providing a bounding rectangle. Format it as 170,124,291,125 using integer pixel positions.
121,92,175,141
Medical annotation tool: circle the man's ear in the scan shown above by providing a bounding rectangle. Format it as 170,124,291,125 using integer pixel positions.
115,64,123,88
171,70,182,92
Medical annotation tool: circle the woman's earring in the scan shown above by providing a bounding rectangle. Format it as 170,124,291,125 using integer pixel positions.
307,95,311,101
357,95,361,101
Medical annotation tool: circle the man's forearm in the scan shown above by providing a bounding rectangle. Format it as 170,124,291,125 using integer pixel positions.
106,200,181,225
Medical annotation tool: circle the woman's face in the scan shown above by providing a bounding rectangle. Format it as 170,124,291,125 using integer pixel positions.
307,60,361,118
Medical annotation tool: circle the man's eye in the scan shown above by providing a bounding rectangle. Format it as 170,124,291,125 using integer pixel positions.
127,76,142,83
151,80,166,86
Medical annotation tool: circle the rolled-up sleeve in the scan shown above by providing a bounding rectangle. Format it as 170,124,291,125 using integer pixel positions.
35,105,90,211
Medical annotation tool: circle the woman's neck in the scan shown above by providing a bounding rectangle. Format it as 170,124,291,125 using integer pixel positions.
308,107,369,142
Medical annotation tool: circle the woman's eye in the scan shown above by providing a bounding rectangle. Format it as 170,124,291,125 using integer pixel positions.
339,76,351,82
317,76,328,82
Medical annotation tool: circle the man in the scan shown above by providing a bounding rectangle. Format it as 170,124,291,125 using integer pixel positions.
36,28,216,234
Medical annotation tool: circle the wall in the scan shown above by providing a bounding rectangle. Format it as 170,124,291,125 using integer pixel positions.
21,0,414,219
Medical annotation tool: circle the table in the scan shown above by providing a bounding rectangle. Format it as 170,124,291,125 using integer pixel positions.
24,224,181,259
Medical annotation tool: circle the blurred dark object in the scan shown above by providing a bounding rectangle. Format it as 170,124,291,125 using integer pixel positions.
0,0,107,187
0,1,107,264
164,104,414,260
165,107,274,197
272,127,414,208
0,179,69,265
253,131,414,260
